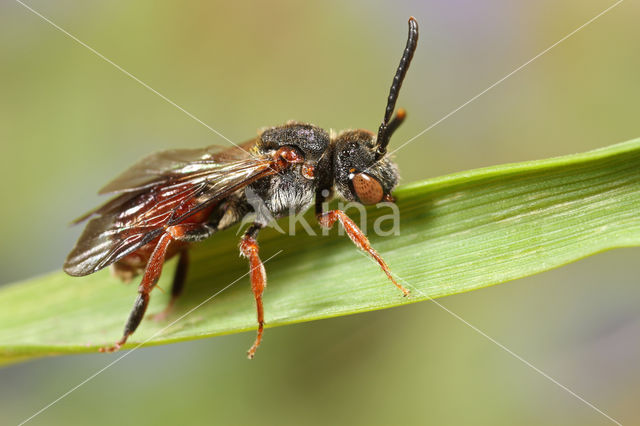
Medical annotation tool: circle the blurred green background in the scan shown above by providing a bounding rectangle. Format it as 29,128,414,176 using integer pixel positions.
1,0,639,424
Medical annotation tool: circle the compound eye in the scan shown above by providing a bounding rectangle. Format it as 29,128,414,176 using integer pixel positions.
351,172,384,205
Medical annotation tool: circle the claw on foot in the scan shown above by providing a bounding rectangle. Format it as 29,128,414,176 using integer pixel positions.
99,343,122,353
247,343,259,360
98,334,129,353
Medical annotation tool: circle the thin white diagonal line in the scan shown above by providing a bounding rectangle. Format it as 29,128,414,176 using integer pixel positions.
355,251,622,425
387,0,624,159
19,250,283,426
14,0,252,156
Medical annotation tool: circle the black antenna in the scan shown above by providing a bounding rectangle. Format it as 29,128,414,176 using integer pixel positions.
375,17,418,159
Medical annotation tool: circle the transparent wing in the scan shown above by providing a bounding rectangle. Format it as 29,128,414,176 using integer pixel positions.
98,140,256,195
64,148,276,277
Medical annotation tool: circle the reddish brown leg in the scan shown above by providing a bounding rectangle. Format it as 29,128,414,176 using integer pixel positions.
239,225,266,359
147,249,189,322
100,232,175,353
318,210,409,297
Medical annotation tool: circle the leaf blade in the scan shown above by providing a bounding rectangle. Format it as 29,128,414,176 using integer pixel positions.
1,138,639,364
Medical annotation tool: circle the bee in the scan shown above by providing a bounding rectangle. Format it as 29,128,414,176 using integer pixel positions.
64,17,419,358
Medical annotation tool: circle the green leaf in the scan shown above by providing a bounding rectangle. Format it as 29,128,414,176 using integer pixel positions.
1,139,639,365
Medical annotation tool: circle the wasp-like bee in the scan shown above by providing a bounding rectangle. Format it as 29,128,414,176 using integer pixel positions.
65,17,419,358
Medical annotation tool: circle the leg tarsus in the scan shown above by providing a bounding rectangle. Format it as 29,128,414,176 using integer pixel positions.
99,333,131,353
318,210,410,297
240,229,266,359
